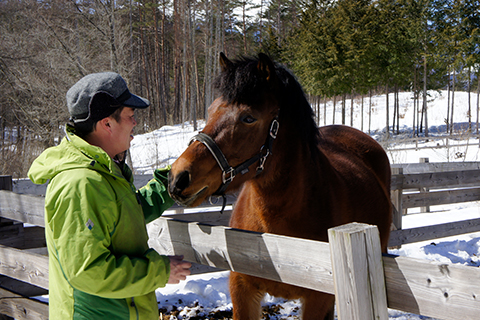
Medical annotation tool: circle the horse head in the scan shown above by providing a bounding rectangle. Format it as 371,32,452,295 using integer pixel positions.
168,53,282,207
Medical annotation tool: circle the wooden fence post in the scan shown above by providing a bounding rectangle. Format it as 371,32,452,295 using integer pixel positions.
391,167,404,231
0,176,16,320
419,157,430,212
328,223,388,320
0,175,13,227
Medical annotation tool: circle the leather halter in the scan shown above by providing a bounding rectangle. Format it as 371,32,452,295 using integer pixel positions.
189,117,279,212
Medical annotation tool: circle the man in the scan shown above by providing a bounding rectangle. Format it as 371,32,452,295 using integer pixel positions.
28,72,191,319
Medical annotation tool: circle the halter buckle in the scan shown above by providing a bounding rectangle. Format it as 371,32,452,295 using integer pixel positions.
256,147,270,174
222,167,235,184
269,119,279,139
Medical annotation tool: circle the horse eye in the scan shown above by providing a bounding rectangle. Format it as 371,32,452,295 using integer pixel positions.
241,115,257,124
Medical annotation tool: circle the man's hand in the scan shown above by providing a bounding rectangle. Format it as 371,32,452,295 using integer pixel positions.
167,255,192,284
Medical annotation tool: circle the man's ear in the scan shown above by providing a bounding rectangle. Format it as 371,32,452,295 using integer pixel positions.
97,117,112,133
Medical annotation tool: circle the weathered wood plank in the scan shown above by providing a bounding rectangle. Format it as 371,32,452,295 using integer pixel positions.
0,191,45,227
164,210,232,226
0,286,48,320
168,194,237,213
402,187,480,208
384,254,480,320
147,217,335,294
328,223,388,320
388,218,480,247
391,170,480,190
1,187,235,223
391,161,480,174
0,245,48,290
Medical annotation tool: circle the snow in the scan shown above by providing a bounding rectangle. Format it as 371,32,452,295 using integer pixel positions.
32,90,480,319
131,90,480,319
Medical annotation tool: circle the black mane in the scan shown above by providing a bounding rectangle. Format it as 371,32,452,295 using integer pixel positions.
214,55,320,151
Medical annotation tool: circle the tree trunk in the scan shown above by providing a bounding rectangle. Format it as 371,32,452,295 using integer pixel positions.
477,73,480,134
361,95,364,131
109,0,118,72
332,95,336,124
450,69,456,134
152,0,161,125
413,66,417,136
204,0,214,119
468,66,471,132
138,5,151,111
161,1,170,124
350,92,353,127
174,0,183,124
423,54,428,137
396,86,399,134
368,89,372,134
447,68,450,133
386,83,389,138
323,95,327,126
393,85,397,135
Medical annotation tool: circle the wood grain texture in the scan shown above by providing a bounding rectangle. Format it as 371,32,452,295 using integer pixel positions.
328,223,388,320
147,217,335,294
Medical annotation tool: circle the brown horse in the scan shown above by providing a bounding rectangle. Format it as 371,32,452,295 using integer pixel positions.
168,53,392,320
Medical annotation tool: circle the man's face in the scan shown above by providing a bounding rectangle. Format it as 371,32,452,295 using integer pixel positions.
110,107,137,154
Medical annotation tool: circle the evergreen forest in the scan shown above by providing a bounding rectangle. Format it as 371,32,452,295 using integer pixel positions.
1,0,479,176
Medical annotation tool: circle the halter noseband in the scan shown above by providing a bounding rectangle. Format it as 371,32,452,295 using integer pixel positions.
189,117,279,212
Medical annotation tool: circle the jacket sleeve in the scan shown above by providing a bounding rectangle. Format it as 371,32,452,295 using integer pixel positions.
137,166,176,224
46,171,171,299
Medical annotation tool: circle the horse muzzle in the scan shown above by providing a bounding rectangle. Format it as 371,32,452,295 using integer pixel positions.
168,169,208,207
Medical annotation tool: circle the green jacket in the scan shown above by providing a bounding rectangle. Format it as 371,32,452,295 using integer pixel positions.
28,125,175,320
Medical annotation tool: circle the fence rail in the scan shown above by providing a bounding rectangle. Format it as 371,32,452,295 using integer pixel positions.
2,160,480,319
382,134,480,152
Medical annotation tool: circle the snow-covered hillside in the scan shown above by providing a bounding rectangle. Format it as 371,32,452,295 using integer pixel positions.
131,90,480,174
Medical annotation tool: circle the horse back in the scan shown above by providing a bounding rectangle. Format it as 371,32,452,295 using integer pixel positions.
318,125,391,189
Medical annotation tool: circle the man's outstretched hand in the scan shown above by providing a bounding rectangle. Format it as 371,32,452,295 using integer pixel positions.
167,255,192,284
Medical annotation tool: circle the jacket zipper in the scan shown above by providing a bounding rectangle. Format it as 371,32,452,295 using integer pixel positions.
131,297,139,320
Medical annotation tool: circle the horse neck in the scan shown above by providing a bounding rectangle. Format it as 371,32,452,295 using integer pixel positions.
254,126,328,199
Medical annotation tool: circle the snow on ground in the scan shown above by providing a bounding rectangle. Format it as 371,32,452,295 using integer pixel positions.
28,90,480,319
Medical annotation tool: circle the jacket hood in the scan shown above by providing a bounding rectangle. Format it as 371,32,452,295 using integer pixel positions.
28,124,120,185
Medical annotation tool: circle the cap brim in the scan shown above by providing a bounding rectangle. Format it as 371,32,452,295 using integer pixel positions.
122,94,150,109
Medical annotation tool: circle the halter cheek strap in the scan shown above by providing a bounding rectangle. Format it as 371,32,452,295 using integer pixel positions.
189,117,279,212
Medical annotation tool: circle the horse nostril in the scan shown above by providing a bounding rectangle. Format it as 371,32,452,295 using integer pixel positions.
173,170,191,194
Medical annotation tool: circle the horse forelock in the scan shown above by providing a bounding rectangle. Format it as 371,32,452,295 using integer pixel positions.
214,55,320,151
214,56,268,106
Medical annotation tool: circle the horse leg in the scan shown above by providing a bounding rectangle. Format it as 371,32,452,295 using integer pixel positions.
301,291,335,320
229,272,264,320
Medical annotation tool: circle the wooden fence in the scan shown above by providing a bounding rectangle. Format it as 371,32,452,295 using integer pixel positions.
1,161,480,319
381,134,480,153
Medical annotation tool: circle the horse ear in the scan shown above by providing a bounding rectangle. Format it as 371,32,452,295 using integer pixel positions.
219,52,233,72
257,53,276,82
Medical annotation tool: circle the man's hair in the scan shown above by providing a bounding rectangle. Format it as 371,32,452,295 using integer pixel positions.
73,96,125,139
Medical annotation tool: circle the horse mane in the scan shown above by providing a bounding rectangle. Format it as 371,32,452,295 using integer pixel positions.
214,55,320,153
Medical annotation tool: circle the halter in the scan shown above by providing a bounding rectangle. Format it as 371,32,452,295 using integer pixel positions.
189,117,280,212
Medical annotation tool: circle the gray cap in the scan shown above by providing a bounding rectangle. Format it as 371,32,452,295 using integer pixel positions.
66,72,150,122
